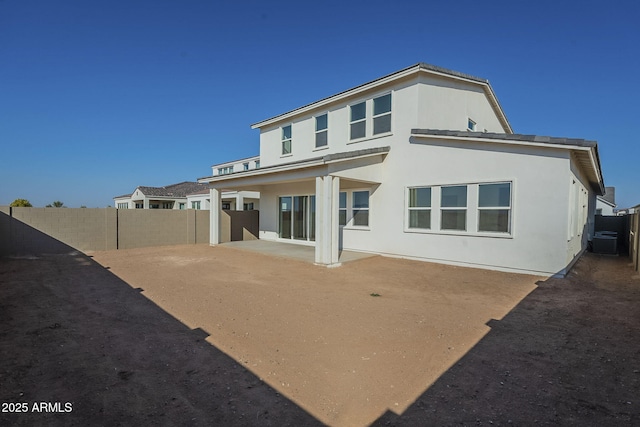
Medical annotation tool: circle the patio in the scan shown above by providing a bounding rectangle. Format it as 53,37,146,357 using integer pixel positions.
220,239,376,265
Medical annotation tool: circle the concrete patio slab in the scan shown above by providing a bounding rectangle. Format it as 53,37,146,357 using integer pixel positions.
220,239,377,264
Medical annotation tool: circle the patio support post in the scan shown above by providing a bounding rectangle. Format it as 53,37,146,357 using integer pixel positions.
235,193,244,211
209,187,221,245
315,175,340,267
331,176,340,264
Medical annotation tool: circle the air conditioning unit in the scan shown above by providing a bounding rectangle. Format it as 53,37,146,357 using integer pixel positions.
593,232,617,255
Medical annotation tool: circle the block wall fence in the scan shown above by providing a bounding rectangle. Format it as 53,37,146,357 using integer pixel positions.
0,207,222,255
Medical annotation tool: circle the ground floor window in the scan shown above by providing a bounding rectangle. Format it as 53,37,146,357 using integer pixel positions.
117,203,128,209
279,195,315,241
338,190,370,228
407,187,431,229
192,201,201,210
478,182,511,233
406,182,512,235
244,202,254,210
135,203,143,209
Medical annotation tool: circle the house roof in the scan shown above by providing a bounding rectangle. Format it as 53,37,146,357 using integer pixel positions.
411,129,605,195
251,63,512,133
599,186,616,205
115,181,209,199
198,146,390,184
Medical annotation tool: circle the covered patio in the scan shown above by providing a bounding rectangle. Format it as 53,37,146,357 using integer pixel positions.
199,146,390,267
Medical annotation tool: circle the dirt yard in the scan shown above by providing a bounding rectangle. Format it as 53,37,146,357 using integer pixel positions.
0,245,638,426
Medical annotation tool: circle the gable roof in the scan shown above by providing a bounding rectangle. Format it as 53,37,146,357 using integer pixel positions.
251,63,512,133
116,181,209,199
410,129,605,195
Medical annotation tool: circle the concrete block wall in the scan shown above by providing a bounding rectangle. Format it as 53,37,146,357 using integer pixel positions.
0,207,117,255
0,207,213,255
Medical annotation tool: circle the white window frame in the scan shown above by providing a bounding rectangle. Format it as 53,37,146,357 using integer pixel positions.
315,113,328,149
372,93,392,136
404,181,514,238
349,102,367,141
243,162,249,171
477,182,512,234
440,185,468,231
282,124,292,156
339,189,371,229
191,201,201,210
406,186,432,230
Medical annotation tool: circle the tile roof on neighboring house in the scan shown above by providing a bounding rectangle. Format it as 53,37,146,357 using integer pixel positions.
117,182,209,199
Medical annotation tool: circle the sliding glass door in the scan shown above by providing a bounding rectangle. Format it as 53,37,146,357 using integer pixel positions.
279,195,316,242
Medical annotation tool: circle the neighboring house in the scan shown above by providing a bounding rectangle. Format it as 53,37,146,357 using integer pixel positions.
199,63,604,277
114,181,209,210
596,186,616,215
209,156,261,211
114,158,261,211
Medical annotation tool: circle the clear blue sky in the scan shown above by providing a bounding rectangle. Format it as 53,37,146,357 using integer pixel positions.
1,0,638,208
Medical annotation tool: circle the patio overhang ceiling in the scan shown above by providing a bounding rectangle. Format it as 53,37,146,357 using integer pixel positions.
411,130,605,196
198,146,390,191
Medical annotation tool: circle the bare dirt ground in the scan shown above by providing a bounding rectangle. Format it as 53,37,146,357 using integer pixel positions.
1,245,639,426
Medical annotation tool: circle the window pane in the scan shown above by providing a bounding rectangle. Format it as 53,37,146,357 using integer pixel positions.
316,114,327,131
315,130,328,147
479,183,511,207
409,187,431,207
479,209,510,232
353,210,368,226
373,94,391,115
282,125,292,140
339,210,346,226
282,139,291,154
409,210,431,229
339,192,347,209
351,102,366,121
353,191,369,208
441,210,466,230
310,196,316,241
350,121,366,139
441,186,467,207
279,197,292,239
373,114,391,135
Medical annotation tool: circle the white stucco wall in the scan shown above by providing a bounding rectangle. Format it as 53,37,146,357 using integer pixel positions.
595,198,615,216
257,73,502,169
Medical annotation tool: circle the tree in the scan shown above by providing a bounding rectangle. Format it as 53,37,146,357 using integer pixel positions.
46,201,65,208
10,199,32,207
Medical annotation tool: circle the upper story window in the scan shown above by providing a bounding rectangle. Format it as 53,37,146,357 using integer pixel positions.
282,125,292,155
441,185,467,231
255,160,260,168
350,94,392,141
218,166,233,175
468,118,476,131
478,182,511,233
373,94,392,135
408,187,431,229
350,102,366,140
243,162,249,171
315,114,328,148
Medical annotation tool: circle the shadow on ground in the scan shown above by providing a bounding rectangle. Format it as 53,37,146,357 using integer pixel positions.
372,253,640,425
0,248,322,426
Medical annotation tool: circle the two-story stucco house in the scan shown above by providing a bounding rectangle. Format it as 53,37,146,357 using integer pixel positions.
199,63,604,277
